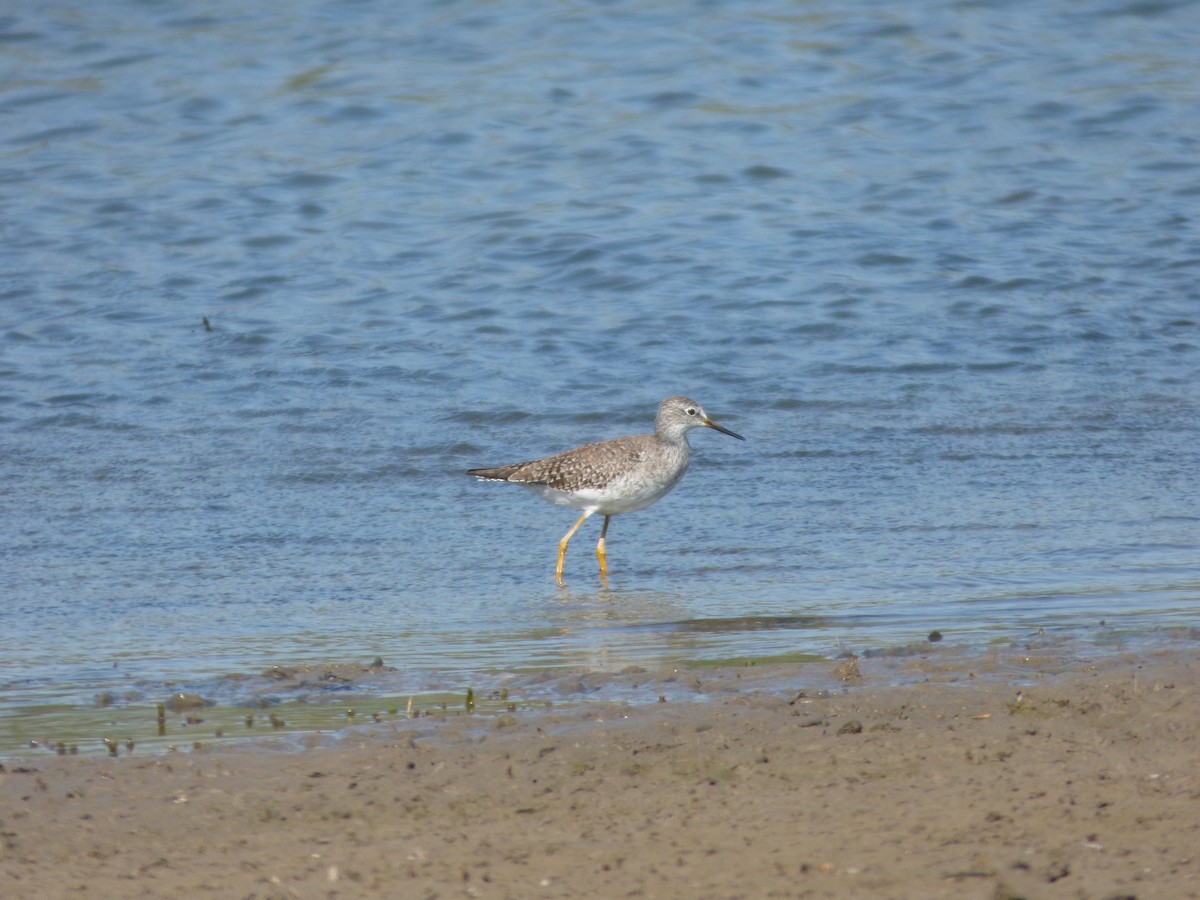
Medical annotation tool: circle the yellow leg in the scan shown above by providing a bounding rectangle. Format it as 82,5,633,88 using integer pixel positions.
596,516,611,575
556,512,590,583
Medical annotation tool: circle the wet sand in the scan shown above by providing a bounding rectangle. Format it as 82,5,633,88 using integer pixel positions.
2,646,1197,899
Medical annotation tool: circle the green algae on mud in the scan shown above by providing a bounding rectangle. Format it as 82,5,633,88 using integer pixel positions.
2,689,529,759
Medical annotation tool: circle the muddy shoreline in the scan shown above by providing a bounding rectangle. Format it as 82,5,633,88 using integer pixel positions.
3,645,1197,898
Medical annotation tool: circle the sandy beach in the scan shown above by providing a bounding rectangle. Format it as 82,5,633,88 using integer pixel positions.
2,644,1197,899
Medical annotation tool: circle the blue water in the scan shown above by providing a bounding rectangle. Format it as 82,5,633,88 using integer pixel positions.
2,0,1198,752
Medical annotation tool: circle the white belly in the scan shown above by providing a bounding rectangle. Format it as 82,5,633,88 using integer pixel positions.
522,467,688,516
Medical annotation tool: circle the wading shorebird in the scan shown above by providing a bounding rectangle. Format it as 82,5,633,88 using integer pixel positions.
466,396,744,582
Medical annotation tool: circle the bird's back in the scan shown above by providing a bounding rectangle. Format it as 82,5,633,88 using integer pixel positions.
469,433,673,492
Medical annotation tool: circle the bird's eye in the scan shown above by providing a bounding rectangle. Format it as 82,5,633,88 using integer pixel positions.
685,407,697,416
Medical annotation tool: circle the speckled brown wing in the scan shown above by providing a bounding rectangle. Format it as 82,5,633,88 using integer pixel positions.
469,436,653,492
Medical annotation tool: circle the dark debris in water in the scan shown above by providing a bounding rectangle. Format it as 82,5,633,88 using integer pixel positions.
258,660,399,693
165,692,210,712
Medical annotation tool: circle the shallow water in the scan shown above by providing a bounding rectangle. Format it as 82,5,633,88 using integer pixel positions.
2,0,1199,755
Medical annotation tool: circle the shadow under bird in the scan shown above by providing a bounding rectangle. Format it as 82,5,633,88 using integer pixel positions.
466,395,745,582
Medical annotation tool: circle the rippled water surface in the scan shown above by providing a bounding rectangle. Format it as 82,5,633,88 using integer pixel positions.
2,0,1199,753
